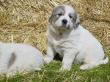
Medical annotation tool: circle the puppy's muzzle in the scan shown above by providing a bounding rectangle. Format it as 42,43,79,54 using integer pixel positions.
62,19,70,29
62,19,68,25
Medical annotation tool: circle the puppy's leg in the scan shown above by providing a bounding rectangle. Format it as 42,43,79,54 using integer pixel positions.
44,44,55,64
80,57,109,70
80,56,97,70
80,61,108,70
60,49,78,71
80,62,97,70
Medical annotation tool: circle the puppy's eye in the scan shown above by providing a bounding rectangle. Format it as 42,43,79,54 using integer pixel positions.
69,15,73,18
57,13,63,16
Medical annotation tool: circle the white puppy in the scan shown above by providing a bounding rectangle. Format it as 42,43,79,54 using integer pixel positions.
0,42,44,75
44,5,108,71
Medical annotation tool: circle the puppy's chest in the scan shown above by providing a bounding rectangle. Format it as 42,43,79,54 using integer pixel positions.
52,40,64,55
50,37,76,55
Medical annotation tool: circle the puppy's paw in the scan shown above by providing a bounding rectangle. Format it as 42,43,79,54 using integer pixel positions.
44,56,53,64
80,64,90,70
59,66,71,72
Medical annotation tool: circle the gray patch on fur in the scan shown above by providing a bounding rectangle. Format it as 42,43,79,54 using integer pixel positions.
7,52,16,69
49,6,65,24
71,12,80,29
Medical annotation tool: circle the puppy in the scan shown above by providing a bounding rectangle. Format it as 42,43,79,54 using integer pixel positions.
44,5,108,71
0,42,44,75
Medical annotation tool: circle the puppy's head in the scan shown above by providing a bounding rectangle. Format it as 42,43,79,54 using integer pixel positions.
49,5,80,31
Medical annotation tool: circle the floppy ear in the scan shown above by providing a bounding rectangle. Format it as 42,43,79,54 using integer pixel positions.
76,14,80,27
49,12,53,24
73,13,80,29
49,7,56,24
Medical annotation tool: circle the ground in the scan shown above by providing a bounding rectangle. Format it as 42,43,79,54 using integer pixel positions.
0,48,110,82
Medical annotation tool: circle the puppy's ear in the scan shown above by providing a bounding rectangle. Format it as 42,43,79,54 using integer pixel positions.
73,13,80,29
49,7,56,24
49,12,53,24
76,14,80,27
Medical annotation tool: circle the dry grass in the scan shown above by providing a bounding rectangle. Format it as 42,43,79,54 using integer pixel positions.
0,0,110,54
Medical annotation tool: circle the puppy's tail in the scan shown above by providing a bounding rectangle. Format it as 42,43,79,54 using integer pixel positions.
98,56,109,65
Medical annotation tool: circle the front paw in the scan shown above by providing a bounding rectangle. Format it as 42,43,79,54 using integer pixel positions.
44,56,53,64
59,66,71,71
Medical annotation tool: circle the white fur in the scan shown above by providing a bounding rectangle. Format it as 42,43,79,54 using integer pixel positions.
44,5,108,71
0,42,44,75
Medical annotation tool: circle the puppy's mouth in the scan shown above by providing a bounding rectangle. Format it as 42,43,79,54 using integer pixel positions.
56,25,71,35
61,24,70,29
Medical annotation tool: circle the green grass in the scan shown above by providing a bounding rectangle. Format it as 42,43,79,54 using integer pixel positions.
0,49,110,82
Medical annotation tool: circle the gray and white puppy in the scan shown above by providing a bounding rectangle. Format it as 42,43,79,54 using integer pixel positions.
0,42,44,76
44,5,108,71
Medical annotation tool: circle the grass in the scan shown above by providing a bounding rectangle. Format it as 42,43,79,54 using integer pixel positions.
0,49,110,82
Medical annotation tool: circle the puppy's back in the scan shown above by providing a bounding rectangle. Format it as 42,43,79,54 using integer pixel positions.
0,43,44,76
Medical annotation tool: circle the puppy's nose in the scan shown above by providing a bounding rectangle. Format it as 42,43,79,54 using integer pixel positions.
62,19,67,25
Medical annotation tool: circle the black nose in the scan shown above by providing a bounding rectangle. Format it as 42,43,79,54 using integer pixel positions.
62,19,67,25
